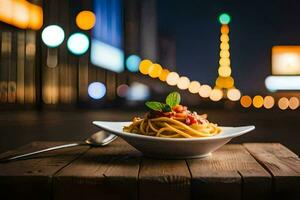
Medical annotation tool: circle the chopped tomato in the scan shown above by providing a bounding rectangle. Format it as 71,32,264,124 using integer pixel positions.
186,115,197,125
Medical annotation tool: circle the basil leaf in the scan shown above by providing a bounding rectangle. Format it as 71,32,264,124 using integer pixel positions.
166,92,181,107
145,101,166,111
162,104,172,112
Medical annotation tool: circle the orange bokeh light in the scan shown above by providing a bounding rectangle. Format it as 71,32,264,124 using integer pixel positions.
240,95,252,108
76,10,96,30
216,76,234,88
253,95,264,108
221,25,229,34
139,59,152,75
0,0,43,30
148,64,162,78
159,69,170,82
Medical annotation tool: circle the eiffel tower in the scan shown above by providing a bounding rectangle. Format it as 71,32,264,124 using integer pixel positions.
213,13,241,101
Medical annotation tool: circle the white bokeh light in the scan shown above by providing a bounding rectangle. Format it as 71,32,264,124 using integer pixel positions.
41,25,65,47
88,82,106,100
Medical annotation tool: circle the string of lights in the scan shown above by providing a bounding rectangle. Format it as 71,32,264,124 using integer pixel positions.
138,59,299,110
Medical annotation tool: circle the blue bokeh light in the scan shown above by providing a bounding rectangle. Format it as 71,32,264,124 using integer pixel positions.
126,82,150,101
88,82,106,99
126,55,141,72
90,39,124,72
67,33,90,55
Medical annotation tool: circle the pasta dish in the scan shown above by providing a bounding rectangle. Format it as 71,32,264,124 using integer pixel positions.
123,92,221,138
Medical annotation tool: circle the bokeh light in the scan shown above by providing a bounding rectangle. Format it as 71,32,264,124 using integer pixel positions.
41,25,65,48
240,95,252,108
188,81,201,93
263,96,275,109
216,76,234,88
227,88,241,101
289,97,299,110
0,0,43,30
76,10,96,30
209,88,223,101
148,64,162,78
219,58,230,66
159,69,170,82
126,54,141,72
219,13,231,25
88,82,106,99
278,97,289,110
67,33,89,55
166,72,180,86
117,84,129,97
221,25,229,34
220,50,230,58
253,95,264,108
220,34,229,42
220,42,230,50
218,66,231,77
139,59,152,75
177,76,190,90
28,4,43,30
126,82,150,101
199,85,212,98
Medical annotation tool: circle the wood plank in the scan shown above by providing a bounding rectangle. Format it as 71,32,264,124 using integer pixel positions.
0,32,10,103
57,0,69,104
17,31,25,104
0,141,89,200
106,71,116,100
139,158,191,200
53,138,140,200
24,30,36,103
244,143,300,200
78,56,89,102
8,31,16,103
187,144,271,200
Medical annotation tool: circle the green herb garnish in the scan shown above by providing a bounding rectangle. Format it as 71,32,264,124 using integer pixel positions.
166,92,181,107
145,92,180,112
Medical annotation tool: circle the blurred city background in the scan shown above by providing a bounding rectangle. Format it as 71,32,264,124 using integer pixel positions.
0,0,299,154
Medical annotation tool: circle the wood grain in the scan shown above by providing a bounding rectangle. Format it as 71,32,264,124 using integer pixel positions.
187,144,271,200
8,32,16,103
0,32,10,103
244,143,300,200
139,158,191,200
0,141,88,200
24,30,36,103
17,31,25,104
53,138,141,200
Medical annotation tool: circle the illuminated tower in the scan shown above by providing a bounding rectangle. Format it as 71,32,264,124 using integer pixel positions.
212,13,241,101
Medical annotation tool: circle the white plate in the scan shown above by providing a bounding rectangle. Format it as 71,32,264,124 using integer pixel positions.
93,121,255,159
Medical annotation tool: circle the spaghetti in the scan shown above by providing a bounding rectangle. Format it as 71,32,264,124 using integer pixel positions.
123,92,221,138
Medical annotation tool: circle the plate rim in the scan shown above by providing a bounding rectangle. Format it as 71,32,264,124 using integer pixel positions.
92,121,255,142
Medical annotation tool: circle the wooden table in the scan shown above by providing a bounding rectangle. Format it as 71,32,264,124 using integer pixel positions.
0,139,299,200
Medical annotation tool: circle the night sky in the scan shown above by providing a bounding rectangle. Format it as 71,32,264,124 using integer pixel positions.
157,0,300,94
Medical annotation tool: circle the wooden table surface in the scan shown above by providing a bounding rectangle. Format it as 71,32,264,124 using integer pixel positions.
0,139,299,200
